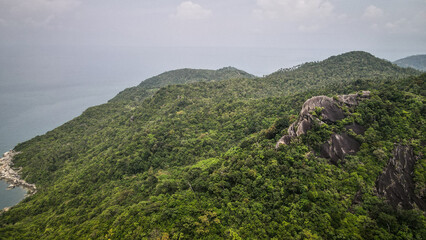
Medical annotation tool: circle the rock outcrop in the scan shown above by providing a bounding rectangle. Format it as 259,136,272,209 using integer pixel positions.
319,123,366,164
299,96,345,123
276,91,370,164
376,145,425,210
320,133,361,165
0,151,37,195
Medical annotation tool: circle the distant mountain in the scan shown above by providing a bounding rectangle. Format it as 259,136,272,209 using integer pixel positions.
111,51,419,104
111,67,256,102
219,51,420,99
394,54,426,71
267,51,419,90
1,51,424,239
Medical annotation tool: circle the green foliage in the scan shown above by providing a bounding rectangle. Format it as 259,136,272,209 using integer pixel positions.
111,67,256,103
0,52,425,239
394,54,426,72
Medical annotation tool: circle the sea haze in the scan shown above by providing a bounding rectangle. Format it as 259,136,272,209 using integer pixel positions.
0,45,344,154
0,45,143,153
0,45,418,154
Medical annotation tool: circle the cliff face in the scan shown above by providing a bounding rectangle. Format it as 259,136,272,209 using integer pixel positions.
319,132,361,164
277,92,425,211
376,145,425,210
276,91,370,164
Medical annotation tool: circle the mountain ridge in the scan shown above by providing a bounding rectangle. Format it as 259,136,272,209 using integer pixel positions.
0,51,424,239
111,67,256,103
394,54,426,71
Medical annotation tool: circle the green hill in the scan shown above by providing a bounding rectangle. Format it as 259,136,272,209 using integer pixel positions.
111,67,256,102
0,51,424,239
394,54,426,71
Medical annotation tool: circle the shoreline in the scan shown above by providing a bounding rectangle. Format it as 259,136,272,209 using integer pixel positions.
0,151,37,212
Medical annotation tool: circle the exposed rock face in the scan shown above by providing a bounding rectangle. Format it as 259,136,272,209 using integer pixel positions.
300,96,345,123
345,123,365,135
278,135,293,145
276,91,370,163
296,119,311,136
376,145,425,210
338,91,370,106
320,133,361,165
276,95,343,147
317,122,366,164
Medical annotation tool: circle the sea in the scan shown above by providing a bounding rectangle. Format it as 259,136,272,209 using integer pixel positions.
0,181,27,210
0,45,413,209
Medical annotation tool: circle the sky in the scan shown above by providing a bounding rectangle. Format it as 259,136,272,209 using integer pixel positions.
0,0,425,54
0,1,425,152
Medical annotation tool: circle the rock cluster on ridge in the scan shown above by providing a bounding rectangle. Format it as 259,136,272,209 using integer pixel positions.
277,91,425,211
276,91,370,164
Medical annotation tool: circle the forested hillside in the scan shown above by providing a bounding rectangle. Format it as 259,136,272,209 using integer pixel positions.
0,51,424,239
111,67,256,103
394,55,426,71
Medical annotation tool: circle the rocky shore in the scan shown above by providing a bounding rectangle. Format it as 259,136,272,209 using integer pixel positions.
0,151,37,196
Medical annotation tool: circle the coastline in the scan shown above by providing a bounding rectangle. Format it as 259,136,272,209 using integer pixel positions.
0,151,37,211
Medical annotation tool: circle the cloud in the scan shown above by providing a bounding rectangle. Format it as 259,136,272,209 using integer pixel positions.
363,5,384,19
298,24,321,33
0,0,80,27
361,5,425,34
172,1,212,20
254,0,334,21
253,0,334,32
385,18,408,30
384,13,425,34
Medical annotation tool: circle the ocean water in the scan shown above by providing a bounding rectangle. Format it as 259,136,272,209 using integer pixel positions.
0,45,343,153
0,45,410,208
0,180,27,209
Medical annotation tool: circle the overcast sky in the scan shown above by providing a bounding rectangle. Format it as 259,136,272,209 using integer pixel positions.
0,1,425,151
0,0,425,54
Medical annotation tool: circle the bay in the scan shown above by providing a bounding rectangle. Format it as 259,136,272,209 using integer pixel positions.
0,180,27,210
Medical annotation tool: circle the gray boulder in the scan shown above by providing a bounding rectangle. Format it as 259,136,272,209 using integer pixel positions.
276,92,370,163
320,133,360,165
376,145,425,210
300,96,345,123
345,123,365,135
338,91,370,106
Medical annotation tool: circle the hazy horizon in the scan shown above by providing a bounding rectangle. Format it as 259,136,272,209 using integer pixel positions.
0,45,422,154
1,0,425,152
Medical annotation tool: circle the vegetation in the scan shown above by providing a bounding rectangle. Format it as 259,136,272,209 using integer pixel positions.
394,54,426,72
111,67,256,103
0,51,424,239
